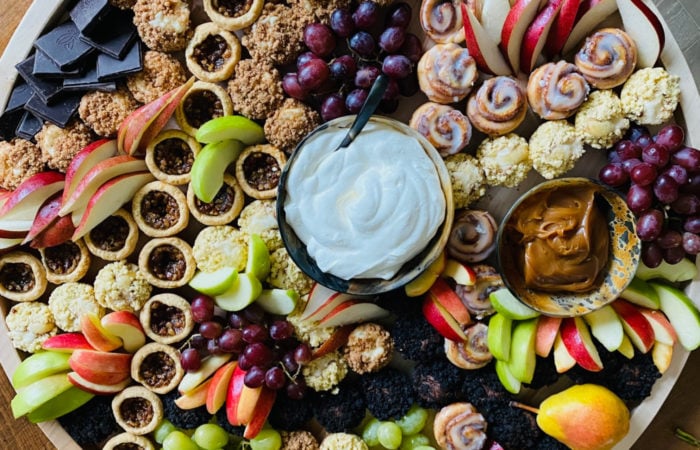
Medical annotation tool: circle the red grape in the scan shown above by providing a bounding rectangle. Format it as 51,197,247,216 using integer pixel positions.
286,379,307,400
346,88,369,113
642,143,670,167
671,193,700,215
244,342,274,367
682,232,700,255
242,324,268,344
265,366,287,390
599,163,628,187
684,216,700,233
200,321,223,339
400,33,423,63
189,335,208,352
219,328,244,353
238,353,252,371
282,73,308,100
180,348,201,372
672,147,700,171
653,174,679,204
615,140,642,161
622,158,642,174
298,59,330,91
379,26,406,53
329,55,357,82
382,54,412,79
355,64,381,88
349,31,376,57
282,351,299,373
228,312,248,329
293,343,312,364
657,229,682,249
304,24,336,58
636,209,664,241
662,164,688,185
627,124,650,142
383,78,400,101
629,162,657,186
207,339,223,355
297,51,321,71
242,304,266,324
330,8,355,37
321,93,347,121
627,184,653,213
386,2,412,28
353,2,379,29
269,320,294,341
664,246,686,264
642,241,663,268
244,366,266,388
190,295,215,323
636,134,653,148
655,124,684,152
608,149,623,164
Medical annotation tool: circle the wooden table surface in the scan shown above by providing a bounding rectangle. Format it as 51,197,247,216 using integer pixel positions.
1,0,700,449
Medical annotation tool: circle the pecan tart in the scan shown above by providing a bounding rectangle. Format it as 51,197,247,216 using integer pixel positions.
186,22,241,83
187,174,245,226
145,130,201,186
84,209,139,261
235,144,287,200
0,251,47,302
131,342,184,394
138,237,196,289
203,0,265,31
139,293,194,345
103,433,155,450
39,239,90,284
112,386,163,435
132,181,189,237
176,81,233,137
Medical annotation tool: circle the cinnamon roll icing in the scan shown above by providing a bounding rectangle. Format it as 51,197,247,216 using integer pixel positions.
466,76,527,136
434,403,488,450
420,0,465,44
418,43,478,104
410,102,472,156
527,61,590,120
575,28,638,89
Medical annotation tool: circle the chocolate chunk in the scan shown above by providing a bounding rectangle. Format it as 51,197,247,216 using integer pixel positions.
80,8,137,59
15,56,64,104
97,41,142,81
0,110,23,141
63,67,117,92
70,0,111,35
5,83,33,114
34,21,95,70
24,93,82,128
32,50,82,79
16,112,43,141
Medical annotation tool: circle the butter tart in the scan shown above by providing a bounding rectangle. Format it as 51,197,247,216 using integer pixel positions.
145,130,201,186
139,293,194,345
187,174,245,226
39,239,90,284
103,433,155,450
176,81,233,137
138,237,196,289
131,342,184,394
132,181,189,237
0,252,47,302
112,386,163,435
186,22,241,83
84,209,139,261
203,0,265,31
235,144,287,200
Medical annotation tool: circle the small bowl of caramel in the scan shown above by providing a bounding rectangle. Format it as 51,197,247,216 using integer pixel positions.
497,177,640,317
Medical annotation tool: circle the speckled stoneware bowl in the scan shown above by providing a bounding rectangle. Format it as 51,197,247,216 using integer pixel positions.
497,177,640,317
277,115,454,296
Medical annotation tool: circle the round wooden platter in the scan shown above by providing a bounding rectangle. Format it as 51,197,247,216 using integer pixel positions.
0,1,698,449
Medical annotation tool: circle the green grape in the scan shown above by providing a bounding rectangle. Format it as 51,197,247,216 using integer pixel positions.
377,421,403,450
399,434,430,450
412,446,436,450
192,423,230,450
396,405,429,436
152,419,177,444
250,428,282,450
163,430,199,450
362,417,381,447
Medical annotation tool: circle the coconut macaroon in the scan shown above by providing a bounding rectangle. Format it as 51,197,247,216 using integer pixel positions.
133,0,192,52
621,67,681,125
238,200,283,252
192,225,248,272
444,153,486,209
529,120,585,179
343,323,394,374
0,138,44,190
574,89,630,149
302,350,348,392
6,302,57,353
267,247,314,296
476,134,532,188
94,261,153,313
79,87,141,138
35,120,93,172
319,433,369,450
126,51,187,104
48,283,104,332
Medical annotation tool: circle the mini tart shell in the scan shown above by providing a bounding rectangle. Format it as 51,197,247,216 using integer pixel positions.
138,237,196,289
39,239,90,284
175,81,233,137
187,173,245,226
203,0,265,31
139,293,194,344
132,181,189,237
112,385,163,435
186,22,242,83
131,342,184,394
84,209,139,261
235,144,287,200
0,252,47,302
145,130,201,186
103,432,155,450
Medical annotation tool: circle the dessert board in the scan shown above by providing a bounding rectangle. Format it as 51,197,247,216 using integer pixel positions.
0,0,698,449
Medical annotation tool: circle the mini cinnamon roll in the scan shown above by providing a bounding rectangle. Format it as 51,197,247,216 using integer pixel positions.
420,0,465,44
445,322,492,370
527,61,590,120
410,102,472,156
455,264,502,319
447,209,497,263
433,402,488,450
575,28,637,89
467,76,527,136
418,43,478,104
39,239,91,284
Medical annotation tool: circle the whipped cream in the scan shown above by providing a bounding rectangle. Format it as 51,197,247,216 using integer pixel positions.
284,121,446,280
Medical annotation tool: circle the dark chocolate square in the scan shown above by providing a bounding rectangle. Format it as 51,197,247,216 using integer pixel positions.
0,110,23,141
69,0,111,35
24,92,82,128
97,41,142,81
80,8,137,59
15,55,64,104
32,50,82,79
33,21,95,70
62,67,117,92
16,112,44,141
5,83,33,114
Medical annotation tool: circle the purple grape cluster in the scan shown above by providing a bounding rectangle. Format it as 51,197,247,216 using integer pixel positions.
182,295,312,399
282,1,421,122
599,124,700,267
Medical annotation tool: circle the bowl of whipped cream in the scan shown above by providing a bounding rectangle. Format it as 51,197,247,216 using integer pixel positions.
277,115,454,295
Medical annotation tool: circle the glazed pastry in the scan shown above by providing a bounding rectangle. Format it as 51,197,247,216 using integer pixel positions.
455,264,502,319
112,386,163,435
467,77,527,136
131,342,185,394
527,61,590,120
139,293,194,345
447,209,497,263
132,181,189,237
575,28,637,89
417,43,478,104
235,144,287,200
433,402,488,450
85,209,139,261
39,239,91,284
176,81,233,137
138,237,196,289
444,322,492,370
203,0,265,31
420,0,465,44
410,102,472,156
186,22,241,83
145,129,200,186
187,174,245,226
0,252,47,302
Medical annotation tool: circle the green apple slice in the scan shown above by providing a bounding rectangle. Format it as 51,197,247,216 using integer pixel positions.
636,258,697,282
11,373,73,418
246,234,270,281
507,318,538,384
650,282,700,351
26,386,93,423
489,288,540,320
189,267,239,296
195,116,265,145
191,139,244,203
495,359,521,394
214,272,263,311
256,289,299,315
12,351,70,389
583,305,624,352
487,313,512,362
620,277,660,309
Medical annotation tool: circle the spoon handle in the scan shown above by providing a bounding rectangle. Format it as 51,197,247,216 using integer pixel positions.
337,74,390,150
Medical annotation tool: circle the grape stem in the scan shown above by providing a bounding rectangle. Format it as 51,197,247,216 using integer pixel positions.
675,427,700,447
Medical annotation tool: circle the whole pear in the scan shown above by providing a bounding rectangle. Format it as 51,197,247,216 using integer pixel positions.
537,384,630,450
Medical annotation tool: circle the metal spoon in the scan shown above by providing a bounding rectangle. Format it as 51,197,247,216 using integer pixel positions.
334,74,390,151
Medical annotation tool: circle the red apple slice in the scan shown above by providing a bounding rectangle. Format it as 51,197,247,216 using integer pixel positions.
317,301,390,328
62,139,117,207
480,0,512,43
101,311,146,353
500,0,547,73
0,171,65,221
616,0,665,68
428,277,472,325
236,384,263,425
561,0,617,54
243,387,276,440
442,259,477,286
300,282,355,322
312,325,355,359
68,350,132,385
553,332,577,373
206,361,237,414
67,371,131,395
611,299,655,353
535,315,562,357
544,0,583,56
462,3,513,75
175,378,212,410
226,365,246,426
560,317,604,371
520,0,566,73
28,214,76,249
24,192,63,244
422,295,468,342
42,333,95,353
639,308,677,346
80,314,122,352
404,251,446,297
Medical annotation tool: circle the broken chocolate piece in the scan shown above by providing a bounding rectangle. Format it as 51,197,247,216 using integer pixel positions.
69,0,111,35
15,56,64,104
16,112,43,141
0,111,23,141
80,8,137,59
97,41,142,81
24,93,82,128
33,21,95,70
5,83,33,114
62,67,117,92
32,50,82,79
